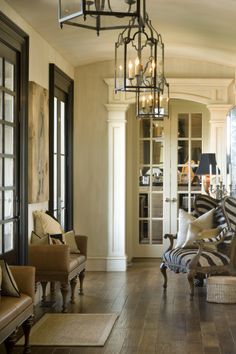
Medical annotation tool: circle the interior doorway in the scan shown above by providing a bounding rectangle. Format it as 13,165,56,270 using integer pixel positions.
131,99,210,258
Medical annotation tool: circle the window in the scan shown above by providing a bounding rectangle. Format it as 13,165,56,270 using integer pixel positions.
49,64,73,230
0,12,28,264
139,119,164,245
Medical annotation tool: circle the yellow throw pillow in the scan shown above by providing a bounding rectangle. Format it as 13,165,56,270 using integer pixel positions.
30,231,50,245
183,209,215,248
33,211,63,238
197,228,220,250
63,230,80,254
0,260,20,297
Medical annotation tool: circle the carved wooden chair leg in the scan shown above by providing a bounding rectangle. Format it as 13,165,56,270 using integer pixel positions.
60,282,69,312
78,269,85,295
187,271,195,298
34,282,38,294
22,315,34,354
160,262,168,289
50,282,56,299
40,281,48,303
4,330,17,354
70,276,77,304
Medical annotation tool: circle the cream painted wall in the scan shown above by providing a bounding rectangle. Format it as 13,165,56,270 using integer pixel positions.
74,61,114,260
1,0,75,240
75,58,233,265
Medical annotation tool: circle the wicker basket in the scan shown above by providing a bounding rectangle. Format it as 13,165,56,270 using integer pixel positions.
207,276,236,303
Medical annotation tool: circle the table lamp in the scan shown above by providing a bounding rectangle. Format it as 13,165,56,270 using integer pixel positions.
195,153,218,194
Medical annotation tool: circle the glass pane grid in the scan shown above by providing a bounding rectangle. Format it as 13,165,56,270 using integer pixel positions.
177,113,202,212
139,118,163,245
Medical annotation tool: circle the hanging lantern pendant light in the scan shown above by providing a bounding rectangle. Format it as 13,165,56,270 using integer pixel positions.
115,14,164,93
58,0,143,35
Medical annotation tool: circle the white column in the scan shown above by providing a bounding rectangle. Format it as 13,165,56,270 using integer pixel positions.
105,103,129,271
207,104,232,184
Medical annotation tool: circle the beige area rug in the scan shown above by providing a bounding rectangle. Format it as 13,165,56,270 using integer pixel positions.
17,313,118,347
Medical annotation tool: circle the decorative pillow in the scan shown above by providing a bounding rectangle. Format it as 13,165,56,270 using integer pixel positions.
197,228,221,250
175,209,196,248
30,231,50,245
183,209,215,248
214,206,227,229
63,230,80,254
51,238,64,245
33,210,63,238
0,265,2,295
49,234,64,245
0,260,20,297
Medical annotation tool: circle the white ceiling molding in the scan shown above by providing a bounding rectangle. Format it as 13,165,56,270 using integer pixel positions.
104,78,234,106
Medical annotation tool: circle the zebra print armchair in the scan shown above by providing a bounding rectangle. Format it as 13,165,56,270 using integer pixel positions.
160,195,236,297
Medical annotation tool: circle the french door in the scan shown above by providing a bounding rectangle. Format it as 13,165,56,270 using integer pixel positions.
52,89,67,228
135,100,205,257
0,15,28,265
49,64,73,231
0,43,19,264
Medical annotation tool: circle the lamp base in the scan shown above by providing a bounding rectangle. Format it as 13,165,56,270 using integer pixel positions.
203,175,210,194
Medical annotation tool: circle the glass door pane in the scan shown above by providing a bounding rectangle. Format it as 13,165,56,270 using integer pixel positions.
52,91,67,229
0,46,18,261
139,120,164,246
177,112,202,213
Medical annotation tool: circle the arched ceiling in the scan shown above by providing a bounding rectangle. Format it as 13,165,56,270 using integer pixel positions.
5,0,236,68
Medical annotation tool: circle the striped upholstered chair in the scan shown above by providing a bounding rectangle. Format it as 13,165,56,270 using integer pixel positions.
160,195,236,297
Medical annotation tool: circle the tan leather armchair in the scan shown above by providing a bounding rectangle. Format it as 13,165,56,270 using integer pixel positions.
0,266,35,354
29,235,87,312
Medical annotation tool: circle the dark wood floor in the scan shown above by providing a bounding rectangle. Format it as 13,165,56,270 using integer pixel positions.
3,259,236,354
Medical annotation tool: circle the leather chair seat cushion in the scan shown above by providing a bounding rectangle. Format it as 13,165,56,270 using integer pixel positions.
69,255,86,271
0,294,32,330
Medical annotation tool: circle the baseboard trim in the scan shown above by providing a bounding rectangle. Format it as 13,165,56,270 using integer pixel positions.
86,256,127,271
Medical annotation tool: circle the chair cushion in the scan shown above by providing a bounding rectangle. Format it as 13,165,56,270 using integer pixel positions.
163,248,230,271
0,265,2,294
183,209,215,248
0,260,20,297
214,206,227,228
0,294,32,330
31,231,50,245
194,194,219,216
33,210,63,238
64,230,80,254
175,209,196,248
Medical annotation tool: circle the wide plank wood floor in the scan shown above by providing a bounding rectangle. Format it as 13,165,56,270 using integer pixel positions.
3,259,236,354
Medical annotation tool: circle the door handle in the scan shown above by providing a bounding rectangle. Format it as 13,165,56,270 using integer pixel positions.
165,198,171,202
171,198,177,203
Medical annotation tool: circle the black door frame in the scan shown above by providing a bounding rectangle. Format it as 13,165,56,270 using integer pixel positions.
0,12,29,264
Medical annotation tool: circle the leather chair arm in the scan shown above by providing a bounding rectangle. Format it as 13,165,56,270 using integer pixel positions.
28,244,70,272
9,266,35,301
75,235,88,258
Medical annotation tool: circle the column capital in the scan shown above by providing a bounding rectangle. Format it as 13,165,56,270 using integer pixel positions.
105,103,130,113
207,104,233,119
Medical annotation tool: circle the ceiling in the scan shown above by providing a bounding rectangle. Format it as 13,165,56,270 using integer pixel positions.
5,0,236,68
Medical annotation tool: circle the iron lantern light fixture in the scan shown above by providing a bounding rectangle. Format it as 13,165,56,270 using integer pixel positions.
136,79,169,120
58,0,145,35
115,13,165,93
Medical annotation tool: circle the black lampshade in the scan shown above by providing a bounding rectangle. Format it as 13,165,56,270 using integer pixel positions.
196,153,219,175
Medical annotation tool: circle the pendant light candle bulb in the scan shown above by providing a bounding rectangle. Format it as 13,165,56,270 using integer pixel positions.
151,61,155,77
141,96,146,109
135,57,142,76
149,95,153,107
128,61,133,79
